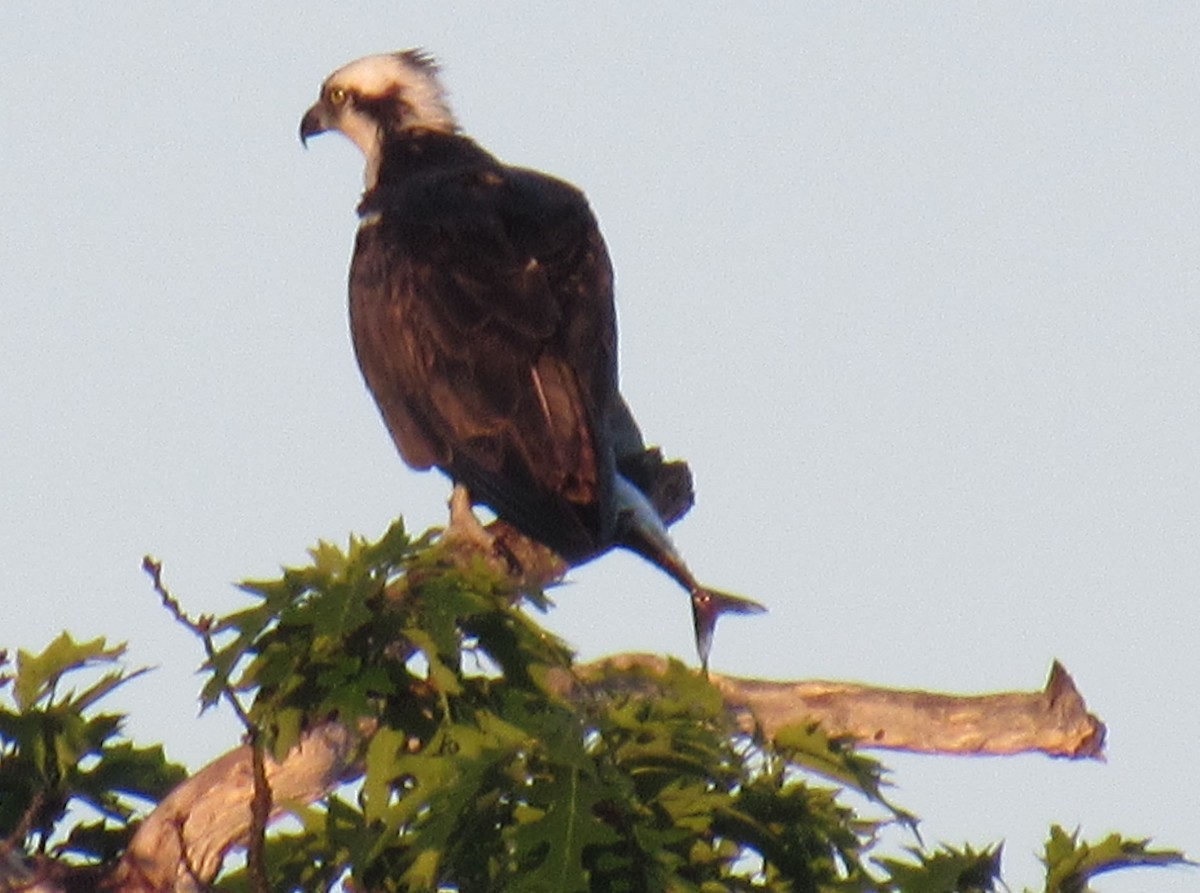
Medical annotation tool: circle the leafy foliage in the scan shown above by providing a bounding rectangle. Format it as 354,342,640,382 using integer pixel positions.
0,521,1191,891
202,524,893,890
1037,825,1193,893
195,522,1191,892
0,633,186,862
876,844,1003,893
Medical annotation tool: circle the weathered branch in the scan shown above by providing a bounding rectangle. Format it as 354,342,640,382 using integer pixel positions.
572,654,1106,758
103,722,359,893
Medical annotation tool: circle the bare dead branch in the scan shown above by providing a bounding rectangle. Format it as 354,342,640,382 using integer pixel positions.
569,654,1106,759
466,523,1106,760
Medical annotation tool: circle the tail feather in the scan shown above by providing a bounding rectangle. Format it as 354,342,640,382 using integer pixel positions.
616,447,694,526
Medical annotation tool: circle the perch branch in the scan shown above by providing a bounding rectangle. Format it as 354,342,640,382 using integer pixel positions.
571,654,1106,759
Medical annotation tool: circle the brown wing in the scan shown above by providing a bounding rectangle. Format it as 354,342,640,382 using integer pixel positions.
349,139,619,559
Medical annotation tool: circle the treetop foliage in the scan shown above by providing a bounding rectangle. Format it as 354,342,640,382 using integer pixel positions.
0,634,185,864
0,518,1191,891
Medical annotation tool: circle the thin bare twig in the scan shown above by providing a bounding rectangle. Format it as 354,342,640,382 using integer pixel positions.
246,740,272,893
141,556,271,893
142,557,255,734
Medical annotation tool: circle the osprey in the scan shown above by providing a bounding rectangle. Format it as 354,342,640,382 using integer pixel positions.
300,50,764,667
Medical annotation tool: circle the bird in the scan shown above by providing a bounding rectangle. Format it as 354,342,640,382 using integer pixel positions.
299,50,765,669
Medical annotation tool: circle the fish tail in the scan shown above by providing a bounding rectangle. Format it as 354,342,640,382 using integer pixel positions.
691,586,768,672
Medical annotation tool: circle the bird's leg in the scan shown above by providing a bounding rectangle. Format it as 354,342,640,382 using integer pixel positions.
442,483,495,551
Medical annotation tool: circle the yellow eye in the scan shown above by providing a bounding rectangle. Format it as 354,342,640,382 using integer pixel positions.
327,86,348,105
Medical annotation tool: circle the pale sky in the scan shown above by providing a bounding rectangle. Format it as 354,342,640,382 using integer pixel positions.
1,4,1196,890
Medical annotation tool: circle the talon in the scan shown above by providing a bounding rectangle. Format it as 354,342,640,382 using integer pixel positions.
443,484,494,551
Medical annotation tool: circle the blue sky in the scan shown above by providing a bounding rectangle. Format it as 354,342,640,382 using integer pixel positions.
1,4,1196,889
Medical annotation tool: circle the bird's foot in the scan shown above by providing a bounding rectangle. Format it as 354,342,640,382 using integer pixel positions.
442,484,496,552
439,486,565,594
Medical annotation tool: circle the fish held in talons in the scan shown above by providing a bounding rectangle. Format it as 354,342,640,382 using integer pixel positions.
613,475,766,670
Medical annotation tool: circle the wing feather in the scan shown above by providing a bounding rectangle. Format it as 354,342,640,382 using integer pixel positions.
349,136,618,558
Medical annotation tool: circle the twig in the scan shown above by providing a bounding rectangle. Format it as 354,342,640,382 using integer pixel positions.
141,557,255,733
141,556,271,893
246,740,271,893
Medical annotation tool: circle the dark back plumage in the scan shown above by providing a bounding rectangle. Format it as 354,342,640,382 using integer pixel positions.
351,131,622,559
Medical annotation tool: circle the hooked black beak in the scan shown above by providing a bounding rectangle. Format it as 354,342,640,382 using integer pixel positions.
299,103,329,147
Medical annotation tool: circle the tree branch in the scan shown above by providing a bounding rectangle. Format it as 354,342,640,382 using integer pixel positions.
103,722,359,893
570,654,1106,758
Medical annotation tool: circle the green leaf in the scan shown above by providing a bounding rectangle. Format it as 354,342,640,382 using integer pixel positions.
773,720,915,826
0,633,185,855
361,725,412,825
390,723,511,888
1042,825,1193,893
14,633,126,711
404,628,464,697
358,517,413,567
77,741,188,803
507,762,617,893
877,843,1003,893
67,667,149,714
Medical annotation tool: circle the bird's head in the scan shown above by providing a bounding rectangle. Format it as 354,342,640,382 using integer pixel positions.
300,50,457,187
